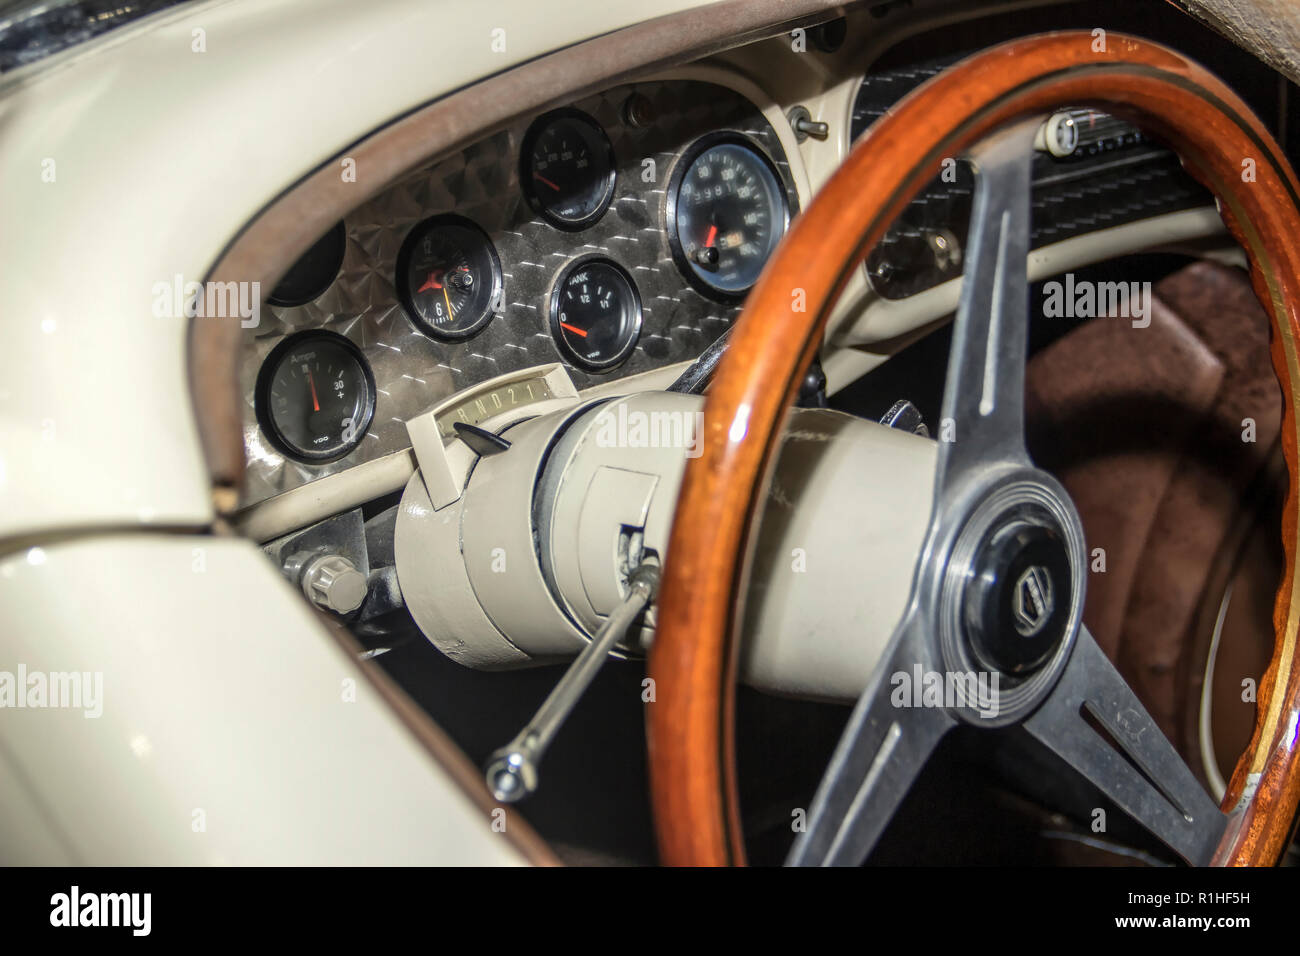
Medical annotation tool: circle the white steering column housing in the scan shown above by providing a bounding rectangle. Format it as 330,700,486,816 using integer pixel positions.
395,391,936,702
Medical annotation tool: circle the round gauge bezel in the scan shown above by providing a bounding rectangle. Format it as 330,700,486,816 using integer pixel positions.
665,131,791,302
395,213,504,342
267,221,347,308
548,254,643,373
521,108,618,232
254,329,377,464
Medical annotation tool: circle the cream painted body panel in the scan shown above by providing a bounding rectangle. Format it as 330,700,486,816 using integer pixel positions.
0,0,736,867
0,535,523,864
0,0,721,543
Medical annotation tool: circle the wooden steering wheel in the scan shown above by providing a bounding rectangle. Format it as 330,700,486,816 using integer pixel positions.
649,31,1300,866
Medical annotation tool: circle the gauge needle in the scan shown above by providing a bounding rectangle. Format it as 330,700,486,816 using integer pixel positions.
704,224,718,247
560,322,588,338
442,286,455,319
307,369,320,412
533,172,561,191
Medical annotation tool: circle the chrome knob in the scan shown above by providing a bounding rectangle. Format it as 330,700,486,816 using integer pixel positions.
302,554,368,614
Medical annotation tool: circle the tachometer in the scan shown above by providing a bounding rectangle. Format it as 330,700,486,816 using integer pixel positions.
549,256,642,372
667,132,789,299
521,109,617,231
255,330,376,463
397,214,503,341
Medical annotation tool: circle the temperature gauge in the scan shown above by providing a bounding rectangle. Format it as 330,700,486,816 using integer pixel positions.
521,109,617,231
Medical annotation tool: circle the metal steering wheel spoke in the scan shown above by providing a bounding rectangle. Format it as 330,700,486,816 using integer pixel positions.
786,613,954,866
651,30,1300,869
935,120,1037,493
788,121,1067,868
1022,625,1229,865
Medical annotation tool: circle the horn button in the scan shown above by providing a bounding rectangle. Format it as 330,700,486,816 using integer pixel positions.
963,520,1072,676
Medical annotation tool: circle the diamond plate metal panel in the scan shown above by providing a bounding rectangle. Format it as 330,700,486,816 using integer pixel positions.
240,80,799,506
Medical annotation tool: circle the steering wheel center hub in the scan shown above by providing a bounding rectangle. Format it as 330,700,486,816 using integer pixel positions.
963,518,1073,676
1013,564,1054,637
934,472,1086,726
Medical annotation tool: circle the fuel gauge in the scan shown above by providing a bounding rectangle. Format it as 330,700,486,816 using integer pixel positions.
549,256,642,372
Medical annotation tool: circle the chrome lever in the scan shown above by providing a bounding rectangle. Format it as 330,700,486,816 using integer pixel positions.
484,562,659,803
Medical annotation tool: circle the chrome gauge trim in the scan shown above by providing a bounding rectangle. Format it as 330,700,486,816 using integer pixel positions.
254,329,377,464
548,254,644,372
395,213,504,342
520,108,618,232
665,130,791,301
239,80,798,508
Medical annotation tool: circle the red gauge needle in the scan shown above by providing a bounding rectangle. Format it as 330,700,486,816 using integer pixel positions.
416,270,444,293
307,368,321,412
704,224,718,247
533,172,561,192
560,322,588,338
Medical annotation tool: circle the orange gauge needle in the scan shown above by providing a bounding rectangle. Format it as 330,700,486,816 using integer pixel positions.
442,286,455,320
307,368,320,412
533,172,561,191
560,322,588,338
704,224,718,247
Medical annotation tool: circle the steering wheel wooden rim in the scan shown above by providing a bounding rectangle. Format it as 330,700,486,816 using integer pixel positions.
648,30,1300,867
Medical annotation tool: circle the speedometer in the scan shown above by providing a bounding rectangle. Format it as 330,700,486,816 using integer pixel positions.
666,132,790,299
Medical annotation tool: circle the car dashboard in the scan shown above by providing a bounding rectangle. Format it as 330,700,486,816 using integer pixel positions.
234,9,1229,522
239,79,799,506
8,0,1300,875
